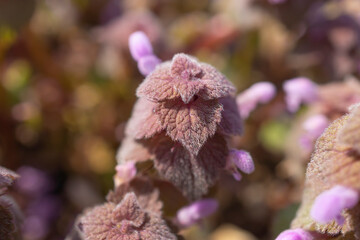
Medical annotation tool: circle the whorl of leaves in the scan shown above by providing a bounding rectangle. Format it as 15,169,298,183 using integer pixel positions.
119,53,242,200
291,105,360,237
79,193,177,240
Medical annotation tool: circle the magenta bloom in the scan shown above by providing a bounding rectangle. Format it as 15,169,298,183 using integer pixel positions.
129,31,161,76
236,82,276,118
275,229,313,240
283,78,318,113
129,31,154,61
299,114,330,152
310,185,359,225
118,53,242,200
176,199,218,227
226,149,255,181
114,162,137,187
302,114,329,138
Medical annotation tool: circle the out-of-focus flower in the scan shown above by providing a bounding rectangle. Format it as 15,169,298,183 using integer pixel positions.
129,31,161,76
236,82,276,119
299,114,329,152
176,198,218,227
113,162,137,187
283,78,318,113
15,166,52,196
79,193,177,240
0,197,20,239
118,53,242,200
291,105,360,235
0,166,19,195
226,149,254,181
137,55,161,76
311,186,359,225
275,228,313,240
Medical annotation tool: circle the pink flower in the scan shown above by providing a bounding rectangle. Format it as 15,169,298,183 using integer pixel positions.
176,199,218,227
137,55,161,76
226,149,255,181
269,0,287,4
275,229,313,240
0,166,19,195
310,186,359,225
114,162,137,187
283,78,318,113
236,82,276,119
118,53,242,200
129,31,161,76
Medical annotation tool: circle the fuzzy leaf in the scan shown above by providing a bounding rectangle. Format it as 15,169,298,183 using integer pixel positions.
292,114,360,236
154,98,223,155
338,106,360,153
125,98,164,139
152,134,228,200
0,197,16,240
218,97,243,135
0,167,19,195
80,193,177,240
196,63,236,100
136,54,235,103
107,177,163,214
116,137,152,164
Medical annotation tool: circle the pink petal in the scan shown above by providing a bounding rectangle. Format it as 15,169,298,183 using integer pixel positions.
283,77,318,113
302,114,329,139
138,55,161,76
129,31,153,61
114,162,137,187
275,229,313,240
227,149,255,174
176,199,218,227
310,185,359,225
236,82,276,119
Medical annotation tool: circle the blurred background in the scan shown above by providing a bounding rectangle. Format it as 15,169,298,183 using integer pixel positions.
1,0,360,239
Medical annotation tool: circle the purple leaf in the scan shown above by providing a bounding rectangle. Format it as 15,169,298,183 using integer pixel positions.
218,97,243,136
154,98,223,155
125,98,164,140
311,186,359,225
283,77,318,113
152,134,228,200
80,193,177,240
136,54,235,103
